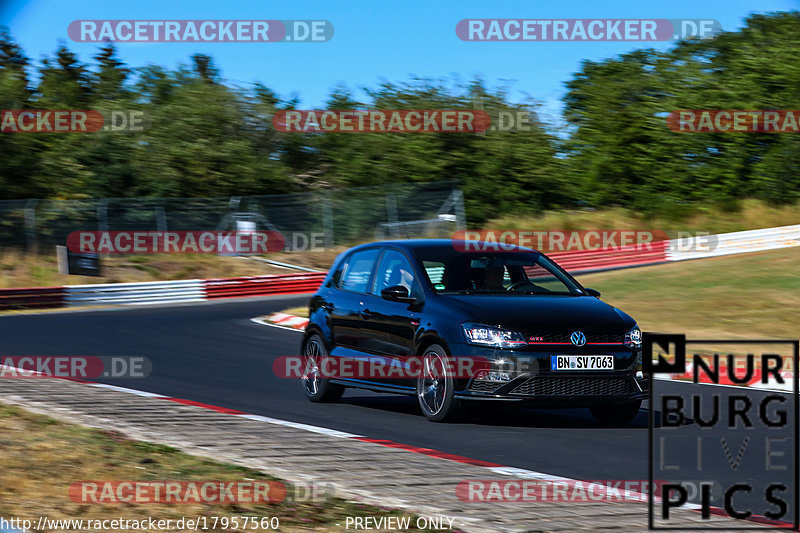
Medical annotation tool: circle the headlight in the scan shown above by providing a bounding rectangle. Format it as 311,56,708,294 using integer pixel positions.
625,325,642,349
462,323,527,348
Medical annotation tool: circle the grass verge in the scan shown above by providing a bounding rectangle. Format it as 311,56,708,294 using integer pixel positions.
486,199,800,233
0,403,437,532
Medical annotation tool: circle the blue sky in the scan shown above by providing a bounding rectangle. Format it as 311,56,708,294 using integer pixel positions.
1,0,795,129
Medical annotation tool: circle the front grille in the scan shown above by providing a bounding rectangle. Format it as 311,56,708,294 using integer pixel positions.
468,380,502,393
526,330,624,344
510,376,634,396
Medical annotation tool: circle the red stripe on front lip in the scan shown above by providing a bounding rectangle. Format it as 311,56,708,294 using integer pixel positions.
526,341,624,345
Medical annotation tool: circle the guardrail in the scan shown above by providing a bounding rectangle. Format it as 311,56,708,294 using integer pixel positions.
64,280,206,306
205,272,327,299
549,240,669,274
666,224,800,261
0,273,327,311
0,286,64,310
547,224,800,274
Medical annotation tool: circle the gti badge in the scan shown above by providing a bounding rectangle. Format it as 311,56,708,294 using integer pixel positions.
570,331,587,347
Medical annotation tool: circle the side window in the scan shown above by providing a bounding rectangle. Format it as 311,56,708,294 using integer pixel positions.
338,249,380,293
372,250,419,296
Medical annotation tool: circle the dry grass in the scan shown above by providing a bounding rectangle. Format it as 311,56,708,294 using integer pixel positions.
487,199,800,233
0,403,434,532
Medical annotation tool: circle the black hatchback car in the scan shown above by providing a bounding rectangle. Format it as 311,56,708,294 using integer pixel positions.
301,240,646,422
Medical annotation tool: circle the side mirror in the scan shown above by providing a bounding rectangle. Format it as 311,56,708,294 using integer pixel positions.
585,287,601,298
381,285,416,303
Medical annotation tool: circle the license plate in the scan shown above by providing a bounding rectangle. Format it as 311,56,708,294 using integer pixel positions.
551,355,614,371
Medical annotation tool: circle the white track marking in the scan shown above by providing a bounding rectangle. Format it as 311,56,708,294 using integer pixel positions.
87,383,165,397
488,466,701,510
238,414,362,438
250,317,305,332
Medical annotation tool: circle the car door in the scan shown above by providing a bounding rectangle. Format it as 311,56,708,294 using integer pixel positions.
328,248,380,353
360,248,422,387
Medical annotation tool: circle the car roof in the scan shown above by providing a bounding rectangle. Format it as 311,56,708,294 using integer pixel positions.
347,239,539,253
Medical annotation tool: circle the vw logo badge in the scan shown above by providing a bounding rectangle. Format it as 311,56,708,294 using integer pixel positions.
570,331,587,347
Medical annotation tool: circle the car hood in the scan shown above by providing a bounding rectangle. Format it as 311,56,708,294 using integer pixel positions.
437,294,634,334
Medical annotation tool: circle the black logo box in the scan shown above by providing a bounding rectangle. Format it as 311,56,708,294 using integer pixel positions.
644,333,799,530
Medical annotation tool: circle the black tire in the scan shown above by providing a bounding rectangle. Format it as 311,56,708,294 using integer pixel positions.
416,344,463,422
590,400,642,424
301,334,344,402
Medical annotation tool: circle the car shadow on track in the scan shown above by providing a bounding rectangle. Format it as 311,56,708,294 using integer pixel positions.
339,394,675,429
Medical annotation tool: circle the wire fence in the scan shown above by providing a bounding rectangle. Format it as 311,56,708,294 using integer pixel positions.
0,181,465,253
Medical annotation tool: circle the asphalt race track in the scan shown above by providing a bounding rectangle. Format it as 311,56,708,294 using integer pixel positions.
0,295,795,522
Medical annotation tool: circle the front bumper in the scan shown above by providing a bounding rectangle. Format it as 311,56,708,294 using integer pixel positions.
449,342,647,405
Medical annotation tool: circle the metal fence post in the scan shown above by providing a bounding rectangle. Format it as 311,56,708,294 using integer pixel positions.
453,189,466,230
386,192,399,237
24,198,38,253
155,204,167,232
97,199,109,232
322,193,334,248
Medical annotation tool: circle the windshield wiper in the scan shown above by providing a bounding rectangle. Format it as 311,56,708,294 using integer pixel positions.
439,289,508,295
517,290,580,296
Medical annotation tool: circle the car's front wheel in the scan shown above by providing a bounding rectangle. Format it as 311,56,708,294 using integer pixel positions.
301,334,344,402
416,345,463,422
590,400,642,424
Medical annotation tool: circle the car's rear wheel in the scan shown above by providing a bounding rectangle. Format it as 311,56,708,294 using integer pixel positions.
416,345,463,422
301,334,344,402
590,400,641,424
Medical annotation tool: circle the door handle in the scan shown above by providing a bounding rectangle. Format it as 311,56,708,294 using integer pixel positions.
360,308,372,319
322,303,335,311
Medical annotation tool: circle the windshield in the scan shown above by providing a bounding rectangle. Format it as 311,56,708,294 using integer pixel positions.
413,248,584,295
